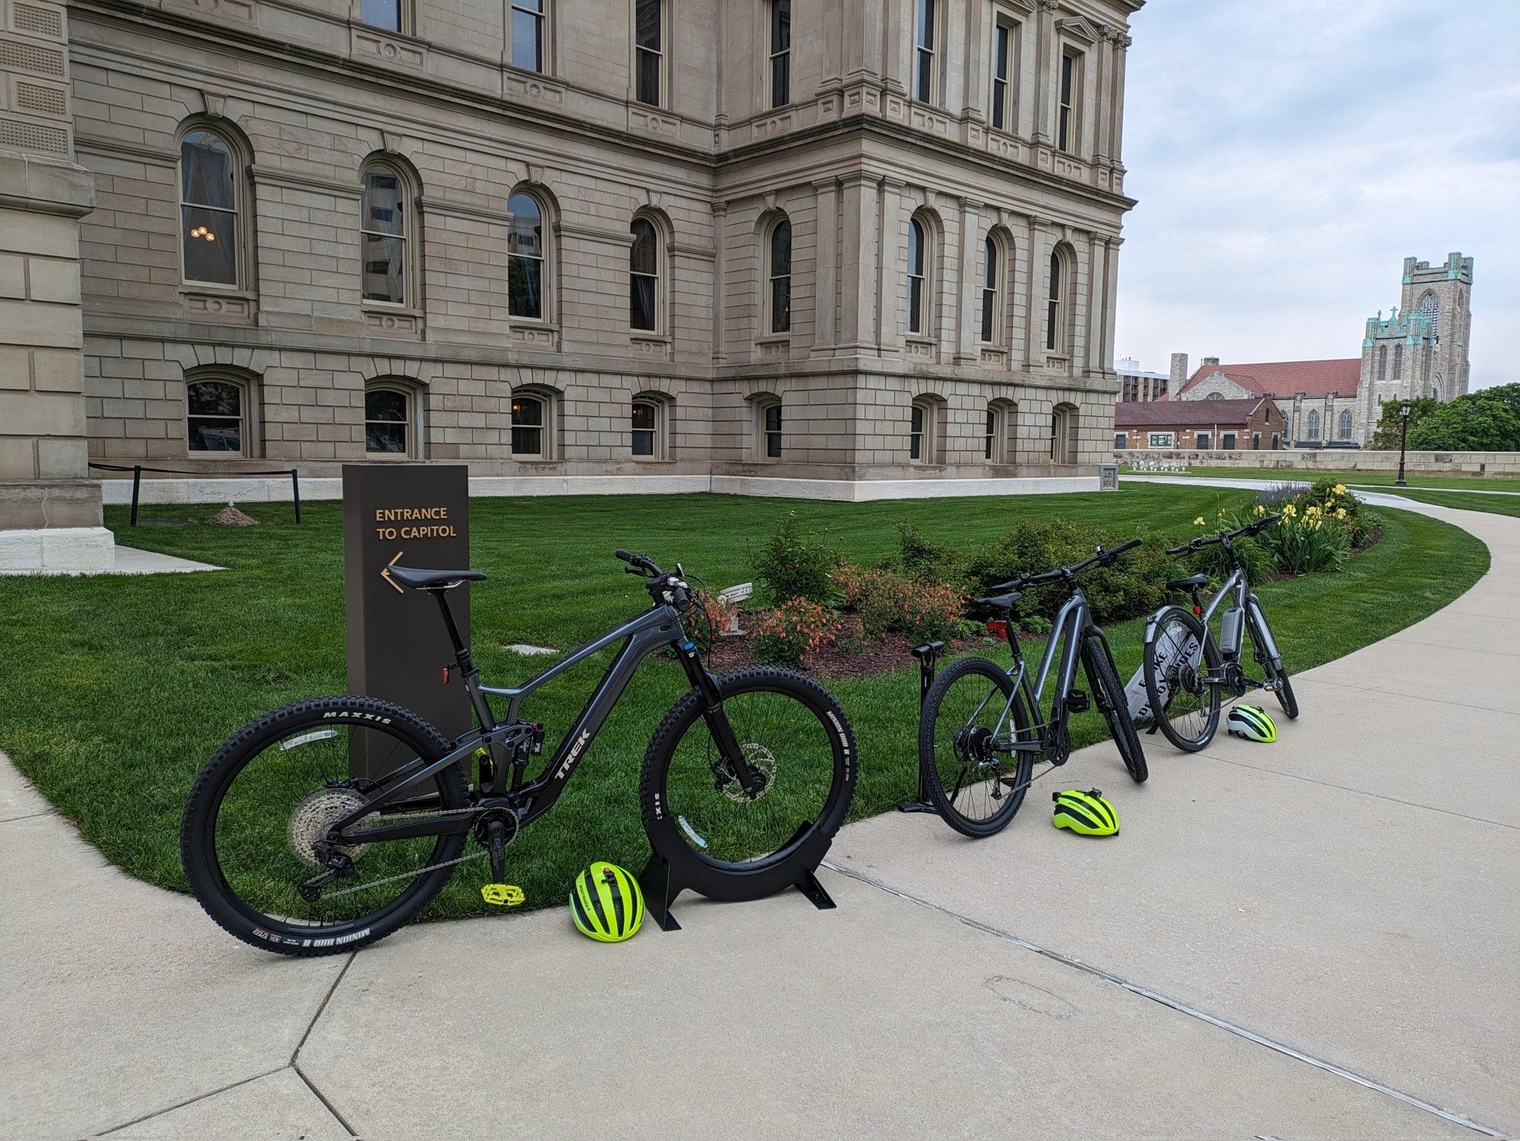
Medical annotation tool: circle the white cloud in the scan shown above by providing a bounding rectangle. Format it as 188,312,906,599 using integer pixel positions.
1114,0,1520,389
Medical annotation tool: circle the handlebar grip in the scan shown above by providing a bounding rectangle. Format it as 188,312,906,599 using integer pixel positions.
614,549,636,564
1165,542,1191,556
1109,538,1143,558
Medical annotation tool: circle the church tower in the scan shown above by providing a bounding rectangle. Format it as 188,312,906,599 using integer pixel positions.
1400,253,1474,401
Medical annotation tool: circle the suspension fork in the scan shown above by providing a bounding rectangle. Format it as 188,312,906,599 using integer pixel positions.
673,638,764,796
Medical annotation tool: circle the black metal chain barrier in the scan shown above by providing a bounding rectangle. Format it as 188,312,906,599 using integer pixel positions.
87,462,302,526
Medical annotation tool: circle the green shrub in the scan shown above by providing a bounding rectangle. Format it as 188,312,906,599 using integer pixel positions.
884,521,970,587
852,568,965,645
750,598,842,669
753,512,837,605
1256,502,1351,575
1186,507,1276,586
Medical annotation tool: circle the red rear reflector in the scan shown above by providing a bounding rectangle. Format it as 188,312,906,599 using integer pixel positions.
986,620,1008,635
441,668,449,684
1193,606,1203,616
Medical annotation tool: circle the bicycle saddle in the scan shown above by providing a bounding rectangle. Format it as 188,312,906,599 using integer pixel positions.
974,590,1022,612
385,566,487,591
1166,574,1208,591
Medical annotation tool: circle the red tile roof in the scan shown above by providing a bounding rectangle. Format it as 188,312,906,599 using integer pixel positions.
1115,398,1268,427
1172,359,1361,400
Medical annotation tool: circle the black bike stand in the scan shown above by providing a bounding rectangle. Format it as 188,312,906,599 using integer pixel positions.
638,821,837,933
899,640,945,814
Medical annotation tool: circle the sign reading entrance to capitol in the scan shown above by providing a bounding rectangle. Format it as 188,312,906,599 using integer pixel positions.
343,464,471,777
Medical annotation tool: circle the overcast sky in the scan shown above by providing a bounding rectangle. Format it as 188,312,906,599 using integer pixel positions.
1113,0,1518,389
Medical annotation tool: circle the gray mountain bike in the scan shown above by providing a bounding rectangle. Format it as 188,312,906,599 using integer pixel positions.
1141,515,1298,752
918,541,1148,838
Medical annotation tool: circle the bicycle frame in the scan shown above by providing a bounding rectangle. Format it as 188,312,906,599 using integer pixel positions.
327,600,704,844
988,586,1109,753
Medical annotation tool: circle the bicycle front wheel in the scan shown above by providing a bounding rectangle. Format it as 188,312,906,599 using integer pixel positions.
1247,604,1299,720
1143,606,1221,752
641,667,857,883
180,696,469,956
1084,638,1148,783
919,656,1035,838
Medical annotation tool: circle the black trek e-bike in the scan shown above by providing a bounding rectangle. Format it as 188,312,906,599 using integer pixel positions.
917,541,1148,838
181,550,857,955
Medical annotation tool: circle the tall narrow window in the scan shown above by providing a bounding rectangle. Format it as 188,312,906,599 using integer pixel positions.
631,397,664,457
769,219,792,334
360,0,400,32
1377,344,1388,381
1306,410,1321,440
511,392,546,457
1050,403,1077,463
907,218,927,335
180,129,240,287
365,387,411,455
1057,50,1081,153
1338,410,1353,441
510,0,544,72
914,0,937,102
1393,342,1404,380
186,379,246,454
507,193,544,320
635,0,663,106
360,163,409,305
910,402,926,461
770,0,791,108
991,21,1014,131
630,218,659,331
762,401,782,458
1045,248,1066,353
980,236,1000,343
984,407,998,460
1417,292,1439,336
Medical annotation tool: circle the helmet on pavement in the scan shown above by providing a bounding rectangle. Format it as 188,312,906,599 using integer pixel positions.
1226,704,1277,743
570,861,644,942
1052,788,1119,836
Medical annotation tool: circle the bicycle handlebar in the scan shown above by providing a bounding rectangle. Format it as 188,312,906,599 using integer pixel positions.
989,537,1143,593
1164,513,1281,555
615,548,662,577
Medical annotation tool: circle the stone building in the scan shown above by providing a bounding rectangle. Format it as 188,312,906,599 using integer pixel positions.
0,0,1142,506
1166,253,1474,448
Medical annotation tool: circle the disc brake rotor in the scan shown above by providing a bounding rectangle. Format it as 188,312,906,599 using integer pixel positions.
723,742,777,803
288,787,376,867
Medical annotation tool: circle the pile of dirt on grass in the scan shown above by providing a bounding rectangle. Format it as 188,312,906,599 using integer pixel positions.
208,505,260,526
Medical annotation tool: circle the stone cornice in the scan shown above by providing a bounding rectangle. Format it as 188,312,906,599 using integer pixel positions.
75,134,177,166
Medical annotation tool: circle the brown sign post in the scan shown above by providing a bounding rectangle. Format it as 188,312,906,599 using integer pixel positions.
343,464,472,775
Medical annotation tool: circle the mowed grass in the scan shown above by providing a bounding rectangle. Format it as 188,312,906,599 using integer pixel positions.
1380,489,1520,518
0,486,1488,922
1151,466,1520,492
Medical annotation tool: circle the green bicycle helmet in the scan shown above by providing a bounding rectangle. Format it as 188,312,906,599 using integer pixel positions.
1052,788,1119,836
570,861,645,943
1226,704,1277,743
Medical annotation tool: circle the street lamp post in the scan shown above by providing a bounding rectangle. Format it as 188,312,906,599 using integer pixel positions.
1396,400,1412,487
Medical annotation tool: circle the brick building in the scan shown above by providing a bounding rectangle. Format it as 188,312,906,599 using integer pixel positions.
1114,395,1283,453
1,0,1144,510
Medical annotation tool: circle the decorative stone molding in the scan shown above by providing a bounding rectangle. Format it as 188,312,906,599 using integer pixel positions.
363,309,422,336
164,0,255,26
181,290,256,323
505,73,565,106
351,27,427,71
510,325,559,351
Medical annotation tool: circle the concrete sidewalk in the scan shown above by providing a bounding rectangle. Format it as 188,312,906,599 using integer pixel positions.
3,500,1516,1140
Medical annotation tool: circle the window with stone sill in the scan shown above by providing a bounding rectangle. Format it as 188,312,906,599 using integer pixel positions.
360,159,417,308
179,126,248,290
1044,245,1070,354
1049,402,1078,464
990,17,1018,132
1057,48,1082,154
754,398,783,460
360,0,405,35
511,391,551,458
914,0,939,103
1196,432,1211,450
511,0,546,73
768,217,792,335
1222,432,1237,451
364,385,415,457
631,395,669,459
910,397,940,464
507,191,547,321
770,0,791,108
186,377,250,456
635,0,666,107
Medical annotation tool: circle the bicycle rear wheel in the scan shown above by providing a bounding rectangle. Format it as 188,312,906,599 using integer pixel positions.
640,667,856,886
1143,606,1221,752
918,656,1035,838
180,696,469,955
1084,637,1148,783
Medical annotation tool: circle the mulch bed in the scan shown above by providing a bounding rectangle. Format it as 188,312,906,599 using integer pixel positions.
705,611,979,680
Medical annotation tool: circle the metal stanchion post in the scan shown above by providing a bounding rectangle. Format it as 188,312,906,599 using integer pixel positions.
899,640,945,814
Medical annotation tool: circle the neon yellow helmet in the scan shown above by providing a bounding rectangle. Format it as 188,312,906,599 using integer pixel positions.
570,862,644,943
1226,704,1277,743
1052,788,1119,836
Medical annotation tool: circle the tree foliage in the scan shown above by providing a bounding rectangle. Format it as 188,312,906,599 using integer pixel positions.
1373,385,1520,453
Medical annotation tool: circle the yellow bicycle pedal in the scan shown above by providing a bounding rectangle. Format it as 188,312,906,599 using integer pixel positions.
481,883,524,907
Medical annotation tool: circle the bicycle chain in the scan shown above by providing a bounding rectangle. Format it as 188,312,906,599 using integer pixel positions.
316,804,493,900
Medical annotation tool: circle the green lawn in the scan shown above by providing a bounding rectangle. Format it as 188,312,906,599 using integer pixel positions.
1143,466,1520,492
0,486,1488,922
1379,489,1520,518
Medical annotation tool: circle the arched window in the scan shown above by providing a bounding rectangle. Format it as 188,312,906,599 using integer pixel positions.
186,375,250,455
360,159,414,306
907,216,930,336
1393,342,1404,380
179,126,244,288
510,0,545,72
507,192,546,320
365,383,416,456
768,218,792,334
630,217,660,332
1205,391,1224,401
631,394,668,459
770,0,791,107
1045,246,1069,353
1377,345,1387,381
754,396,783,459
985,401,1017,464
511,390,552,458
1337,409,1353,441
1418,292,1439,336
1306,410,1321,440
980,235,1002,344
909,397,938,463
1050,402,1078,464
